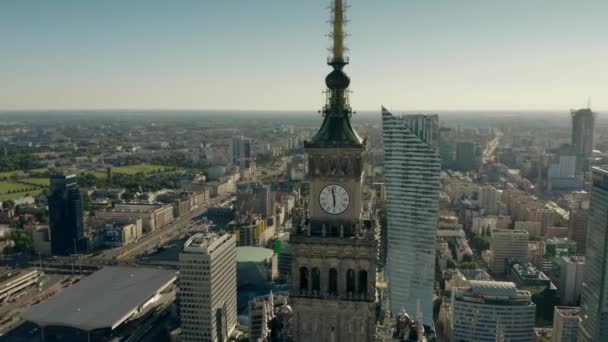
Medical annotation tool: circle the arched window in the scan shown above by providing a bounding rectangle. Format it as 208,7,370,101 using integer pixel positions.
346,269,356,294
312,267,321,292
358,270,368,296
299,267,309,291
328,268,338,295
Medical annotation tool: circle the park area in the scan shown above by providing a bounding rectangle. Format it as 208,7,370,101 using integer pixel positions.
112,164,175,175
0,181,42,201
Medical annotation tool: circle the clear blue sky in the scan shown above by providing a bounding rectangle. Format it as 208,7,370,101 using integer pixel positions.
1,0,606,111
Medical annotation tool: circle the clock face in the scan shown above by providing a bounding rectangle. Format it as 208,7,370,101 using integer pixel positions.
319,184,350,215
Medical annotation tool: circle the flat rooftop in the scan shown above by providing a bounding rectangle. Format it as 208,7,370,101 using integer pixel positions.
23,266,176,331
236,247,274,263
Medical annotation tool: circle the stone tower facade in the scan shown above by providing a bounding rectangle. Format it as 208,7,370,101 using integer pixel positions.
289,1,378,341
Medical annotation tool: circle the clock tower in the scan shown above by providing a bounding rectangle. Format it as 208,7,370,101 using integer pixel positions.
290,1,378,341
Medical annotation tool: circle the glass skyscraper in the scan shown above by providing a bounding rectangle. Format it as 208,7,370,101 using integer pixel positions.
579,166,608,341
382,108,440,323
48,173,85,255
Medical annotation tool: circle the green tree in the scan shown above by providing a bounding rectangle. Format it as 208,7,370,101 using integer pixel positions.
1,230,34,254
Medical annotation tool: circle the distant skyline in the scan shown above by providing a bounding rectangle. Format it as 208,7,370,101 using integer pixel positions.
1,0,606,111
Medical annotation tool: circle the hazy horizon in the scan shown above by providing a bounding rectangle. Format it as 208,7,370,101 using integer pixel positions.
1,0,606,111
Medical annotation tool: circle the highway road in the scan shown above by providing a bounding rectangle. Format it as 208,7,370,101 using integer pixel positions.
482,130,503,164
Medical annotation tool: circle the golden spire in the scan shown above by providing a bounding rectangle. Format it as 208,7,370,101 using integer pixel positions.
331,0,346,63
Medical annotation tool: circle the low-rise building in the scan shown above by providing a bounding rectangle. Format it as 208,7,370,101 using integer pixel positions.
510,263,551,289
533,237,577,274
99,221,143,248
31,226,51,256
96,203,174,233
229,215,272,247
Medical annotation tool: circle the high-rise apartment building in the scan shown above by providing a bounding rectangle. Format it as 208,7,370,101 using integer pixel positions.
289,1,378,340
552,306,580,342
571,108,595,173
179,233,237,342
48,173,86,255
451,281,535,342
489,229,529,274
382,110,440,323
559,256,584,306
579,166,608,341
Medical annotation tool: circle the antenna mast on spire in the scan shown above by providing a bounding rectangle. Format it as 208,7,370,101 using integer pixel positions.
331,0,346,63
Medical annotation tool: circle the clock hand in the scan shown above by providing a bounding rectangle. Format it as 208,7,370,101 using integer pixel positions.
332,187,336,208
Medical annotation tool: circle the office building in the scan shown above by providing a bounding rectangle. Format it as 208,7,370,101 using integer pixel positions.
236,182,271,217
179,233,237,342
568,198,589,254
48,173,86,255
451,281,535,342
571,108,595,173
232,135,255,172
479,186,499,215
383,110,440,323
547,154,578,190
455,142,478,171
559,256,584,306
514,221,542,239
578,166,608,341
552,306,579,342
489,229,529,274
533,237,577,273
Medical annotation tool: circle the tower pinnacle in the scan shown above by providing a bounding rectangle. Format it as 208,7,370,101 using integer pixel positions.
306,0,363,148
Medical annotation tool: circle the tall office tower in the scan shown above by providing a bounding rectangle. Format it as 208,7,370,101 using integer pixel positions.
235,182,271,217
489,229,529,274
451,281,536,342
290,1,378,340
559,256,585,306
571,108,595,173
579,166,608,341
232,135,255,171
568,197,590,254
48,173,85,255
179,233,237,342
455,141,478,171
479,185,499,215
382,110,440,323
439,127,455,168
552,306,580,342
